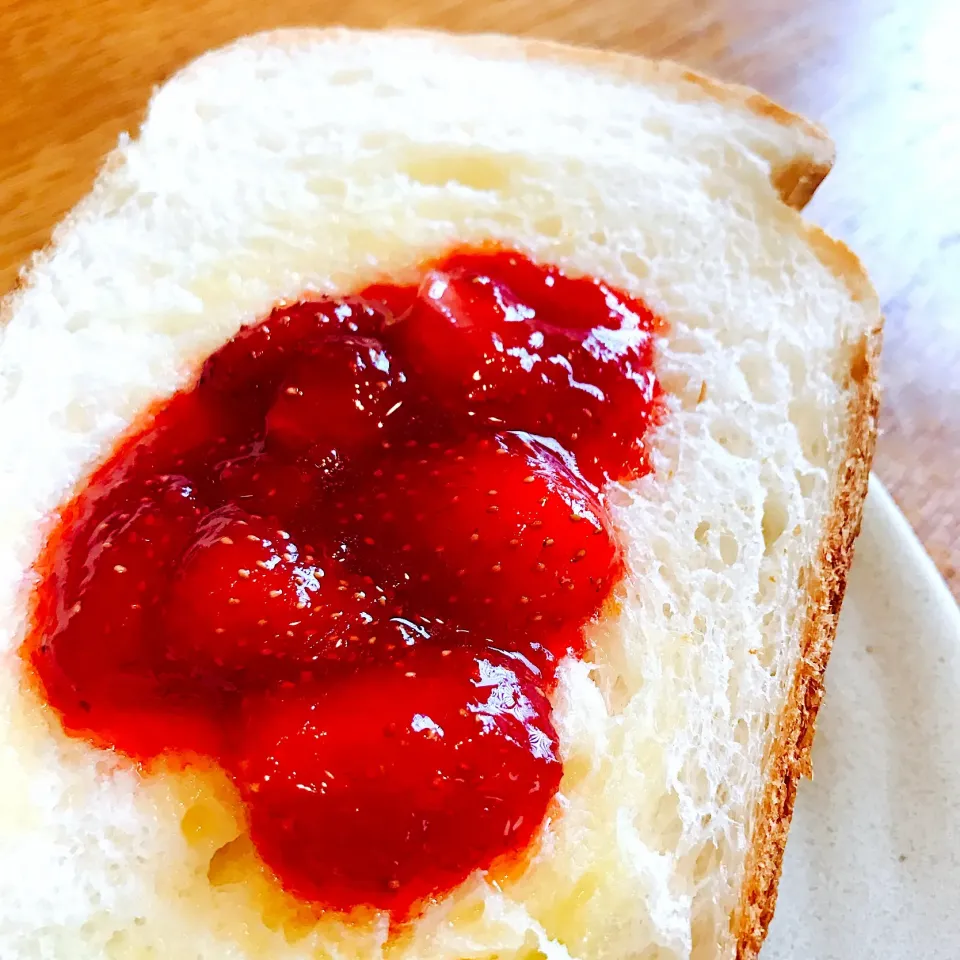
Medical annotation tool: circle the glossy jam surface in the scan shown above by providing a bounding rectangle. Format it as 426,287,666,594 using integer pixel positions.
27,250,661,916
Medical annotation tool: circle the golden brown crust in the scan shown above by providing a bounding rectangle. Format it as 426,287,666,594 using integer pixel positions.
732,240,883,958
770,156,834,211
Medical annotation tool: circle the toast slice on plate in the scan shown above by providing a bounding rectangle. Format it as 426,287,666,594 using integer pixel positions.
0,29,880,960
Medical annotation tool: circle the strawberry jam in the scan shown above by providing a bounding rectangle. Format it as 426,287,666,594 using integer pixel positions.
25,249,661,916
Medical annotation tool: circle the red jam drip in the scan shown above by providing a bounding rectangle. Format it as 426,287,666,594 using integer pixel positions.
26,250,661,916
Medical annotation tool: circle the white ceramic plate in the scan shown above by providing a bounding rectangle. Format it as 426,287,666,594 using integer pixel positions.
763,480,960,958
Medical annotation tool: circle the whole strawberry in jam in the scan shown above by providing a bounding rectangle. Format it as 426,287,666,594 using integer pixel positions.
200,298,390,414
335,431,622,652
233,646,560,912
386,253,659,483
164,507,395,680
265,335,409,460
39,474,204,679
32,474,219,755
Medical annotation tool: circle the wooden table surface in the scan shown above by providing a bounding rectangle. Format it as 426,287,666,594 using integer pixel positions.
2,0,958,598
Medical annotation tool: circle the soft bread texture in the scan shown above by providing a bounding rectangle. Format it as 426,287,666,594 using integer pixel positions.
0,29,880,960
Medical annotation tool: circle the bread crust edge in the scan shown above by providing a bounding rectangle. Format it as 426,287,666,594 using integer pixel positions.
732,248,882,957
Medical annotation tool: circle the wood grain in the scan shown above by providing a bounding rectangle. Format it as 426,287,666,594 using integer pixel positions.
2,0,958,597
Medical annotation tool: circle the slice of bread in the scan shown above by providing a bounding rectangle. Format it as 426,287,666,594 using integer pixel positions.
0,28,880,960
